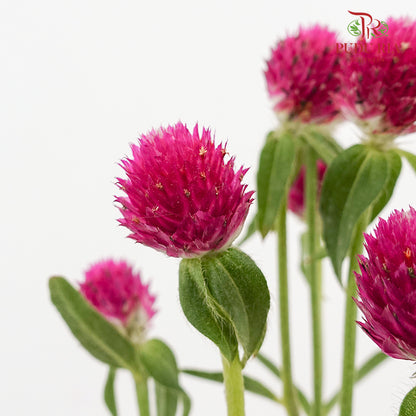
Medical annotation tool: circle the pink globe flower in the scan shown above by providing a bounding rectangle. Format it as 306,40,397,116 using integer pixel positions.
288,159,327,217
339,17,416,138
116,122,254,258
355,207,416,360
265,25,342,124
80,259,156,343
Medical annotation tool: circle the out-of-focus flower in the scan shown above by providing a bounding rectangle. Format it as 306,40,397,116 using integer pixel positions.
338,17,416,139
355,207,416,360
80,259,156,343
288,159,327,217
265,25,342,124
116,122,254,258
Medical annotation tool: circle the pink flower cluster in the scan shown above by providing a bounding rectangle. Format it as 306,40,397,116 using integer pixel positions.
265,25,342,124
288,160,327,217
80,259,156,330
338,17,416,137
116,122,254,258
355,207,416,360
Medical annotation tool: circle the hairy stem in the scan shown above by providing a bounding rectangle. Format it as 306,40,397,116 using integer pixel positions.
134,375,150,416
305,149,323,416
222,355,245,416
340,211,371,416
277,200,299,416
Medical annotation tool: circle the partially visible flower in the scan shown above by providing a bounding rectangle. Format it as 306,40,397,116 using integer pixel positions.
355,207,416,360
265,25,342,124
80,259,156,343
116,122,254,258
288,159,327,217
338,17,416,139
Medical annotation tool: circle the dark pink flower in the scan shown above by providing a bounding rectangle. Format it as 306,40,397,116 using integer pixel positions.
288,160,327,217
355,207,416,360
116,122,254,258
338,17,416,137
265,25,342,124
80,259,156,342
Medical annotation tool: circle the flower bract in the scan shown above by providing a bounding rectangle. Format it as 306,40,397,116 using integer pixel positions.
116,122,254,258
265,25,342,124
80,259,156,343
288,159,327,217
355,207,416,360
338,17,416,139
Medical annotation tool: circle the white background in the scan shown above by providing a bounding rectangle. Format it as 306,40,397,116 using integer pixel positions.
2,0,416,415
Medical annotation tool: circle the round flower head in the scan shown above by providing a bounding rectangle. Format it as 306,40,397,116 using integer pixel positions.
355,207,416,360
339,17,416,139
80,259,156,343
116,122,254,258
265,25,342,124
288,160,327,217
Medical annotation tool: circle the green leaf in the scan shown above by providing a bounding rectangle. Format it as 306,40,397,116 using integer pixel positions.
257,132,296,237
104,367,118,416
139,339,180,390
399,387,416,416
301,129,343,164
397,149,416,174
49,277,137,371
256,353,311,414
141,339,191,416
356,352,388,381
324,352,388,413
370,150,402,221
182,369,280,403
179,259,239,362
179,248,270,363
181,392,191,416
201,248,269,362
320,145,389,279
155,382,178,416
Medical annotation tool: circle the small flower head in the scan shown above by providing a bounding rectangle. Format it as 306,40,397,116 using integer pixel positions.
80,259,156,343
355,207,416,360
116,122,254,258
265,25,342,124
338,17,416,139
288,160,327,217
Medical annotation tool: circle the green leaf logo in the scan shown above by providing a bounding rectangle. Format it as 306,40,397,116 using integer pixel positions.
347,19,361,36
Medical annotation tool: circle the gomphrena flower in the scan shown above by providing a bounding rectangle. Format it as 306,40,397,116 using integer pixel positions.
116,122,254,258
355,207,416,360
265,25,342,124
339,17,416,139
80,259,156,343
288,159,327,217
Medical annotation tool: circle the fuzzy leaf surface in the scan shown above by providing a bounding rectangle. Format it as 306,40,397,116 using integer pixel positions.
179,259,238,362
320,145,388,279
49,277,137,370
257,132,296,237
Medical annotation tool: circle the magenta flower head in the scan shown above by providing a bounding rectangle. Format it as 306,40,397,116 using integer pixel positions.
288,160,327,217
80,259,156,343
355,207,416,360
116,122,254,258
265,25,342,124
339,17,416,139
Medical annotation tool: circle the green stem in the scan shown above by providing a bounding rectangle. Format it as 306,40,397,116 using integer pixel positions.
134,375,150,416
257,353,311,415
305,149,322,416
277,200,299,416
325,352,388,414
339,211,371,416
222,355,245,416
